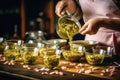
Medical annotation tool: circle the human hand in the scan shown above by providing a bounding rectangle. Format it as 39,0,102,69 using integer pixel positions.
80,18,103,35
55,0,77,17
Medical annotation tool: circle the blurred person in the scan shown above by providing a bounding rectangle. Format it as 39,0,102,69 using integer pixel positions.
55,0,120,56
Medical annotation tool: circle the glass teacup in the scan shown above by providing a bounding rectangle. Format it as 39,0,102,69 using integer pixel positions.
43,49,61,69
62,45,85,62
85,47,106,65
22,46,39,65
95,46,113,63
4,40,24,62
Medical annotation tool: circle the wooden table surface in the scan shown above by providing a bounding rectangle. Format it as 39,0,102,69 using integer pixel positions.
0,58,120,80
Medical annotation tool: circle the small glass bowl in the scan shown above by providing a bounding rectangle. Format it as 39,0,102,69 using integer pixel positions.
85,47,106,65
95,46,113,63
43,49,61,69
22,46,39,65
62,45,84,62
4,39,24,61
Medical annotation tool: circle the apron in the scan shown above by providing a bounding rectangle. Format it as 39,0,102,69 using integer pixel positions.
79,0,120,55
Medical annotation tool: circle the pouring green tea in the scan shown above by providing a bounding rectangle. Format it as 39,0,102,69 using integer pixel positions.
56,14,81,51
57,15,81,40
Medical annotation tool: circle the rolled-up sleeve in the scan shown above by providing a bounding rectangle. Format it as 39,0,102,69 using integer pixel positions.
72,0,83,20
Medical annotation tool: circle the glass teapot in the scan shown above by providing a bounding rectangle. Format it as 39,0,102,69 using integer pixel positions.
25,30,46,43
56,12,81,40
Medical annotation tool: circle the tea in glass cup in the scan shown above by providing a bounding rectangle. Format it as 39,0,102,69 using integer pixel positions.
43,49,61,69
4,40,24,62
22,46,39,65
62,45,85,62
85,47,106,65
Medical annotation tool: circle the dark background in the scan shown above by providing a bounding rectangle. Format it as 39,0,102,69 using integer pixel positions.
0,0,84,40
